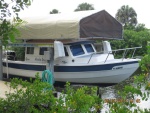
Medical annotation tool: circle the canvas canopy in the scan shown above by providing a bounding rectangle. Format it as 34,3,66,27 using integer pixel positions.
18,10,123,40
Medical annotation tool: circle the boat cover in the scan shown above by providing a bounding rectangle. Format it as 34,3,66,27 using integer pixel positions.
18,10,123,40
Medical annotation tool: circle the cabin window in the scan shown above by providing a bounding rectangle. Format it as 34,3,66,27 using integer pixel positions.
70,45,84,56
26,47,34,54
39,47,48,55
84,44,94,53
6,51,16,56
64,47,69,56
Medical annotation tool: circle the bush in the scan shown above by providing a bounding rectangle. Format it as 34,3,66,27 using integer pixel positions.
0,74,101,113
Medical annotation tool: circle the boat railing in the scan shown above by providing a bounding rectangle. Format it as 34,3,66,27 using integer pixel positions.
87,46,142,63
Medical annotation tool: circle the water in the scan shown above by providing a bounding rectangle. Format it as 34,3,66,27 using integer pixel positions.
98,77,150,112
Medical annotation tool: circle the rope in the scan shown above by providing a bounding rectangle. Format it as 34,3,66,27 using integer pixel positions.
42,70,55,90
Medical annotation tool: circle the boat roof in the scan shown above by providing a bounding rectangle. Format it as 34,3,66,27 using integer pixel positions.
64,40,95,46
18,10,123,40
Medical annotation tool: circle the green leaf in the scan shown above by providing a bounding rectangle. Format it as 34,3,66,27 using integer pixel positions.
9,32,15,42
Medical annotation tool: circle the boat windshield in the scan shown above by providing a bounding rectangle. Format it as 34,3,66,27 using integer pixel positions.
84,44,94,53
70,45,85,56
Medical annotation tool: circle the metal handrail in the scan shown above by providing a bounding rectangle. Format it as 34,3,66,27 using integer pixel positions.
111,46,142,52
87,46,142,64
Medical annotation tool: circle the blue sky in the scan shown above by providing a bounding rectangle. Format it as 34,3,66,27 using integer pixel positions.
19,0,150,28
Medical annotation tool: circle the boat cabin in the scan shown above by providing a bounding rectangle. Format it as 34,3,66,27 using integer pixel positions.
11,10,121,65
24,41,114,65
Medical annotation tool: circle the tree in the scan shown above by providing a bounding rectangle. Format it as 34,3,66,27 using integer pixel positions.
135,23,146,32
0,0,31,45
0,76,100,112
115,5,137,28
0,0,32,79
50,9,59,14
74,2,94,12
110,29,150,57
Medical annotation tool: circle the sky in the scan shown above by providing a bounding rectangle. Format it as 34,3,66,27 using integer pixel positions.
19,0,150,28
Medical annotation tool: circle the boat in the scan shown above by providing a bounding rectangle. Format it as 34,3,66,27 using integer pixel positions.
2,10,141,86
2,40,141,86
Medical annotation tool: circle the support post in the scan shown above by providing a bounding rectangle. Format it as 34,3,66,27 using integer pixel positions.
49,47,54,75
44,47,54,75
97,87,102,99
0,40,3,80
97,87,102,113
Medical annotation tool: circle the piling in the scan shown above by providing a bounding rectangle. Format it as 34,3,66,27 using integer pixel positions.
0,40,3,80
97,87,102,113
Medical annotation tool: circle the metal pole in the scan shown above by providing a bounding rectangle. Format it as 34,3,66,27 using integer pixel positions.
45,47,54,75
0,40,3,80
6,49,9,78
49,47,54,75
97,86,102,113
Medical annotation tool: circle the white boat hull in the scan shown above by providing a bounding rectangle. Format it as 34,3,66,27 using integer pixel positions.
54,62,138,84
2,59,139,84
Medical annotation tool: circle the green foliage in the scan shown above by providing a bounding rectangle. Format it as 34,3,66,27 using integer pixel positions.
64,83,100,112
74,2,94,12
114,6,150,58
0,74,55,113
140,45,150,75
111,29,150,57
0,0,31,19
107,74,150,112
0,74,101,113
0,0,32,45
11,45,25,60
0,60,150,113
115,5,137,27
134,23,147,32
106,46,150,113
0,19,23,46
50,9,59,14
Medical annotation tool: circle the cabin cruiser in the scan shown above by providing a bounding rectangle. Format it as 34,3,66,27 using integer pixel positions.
2,10,141,85
2,40,140,85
